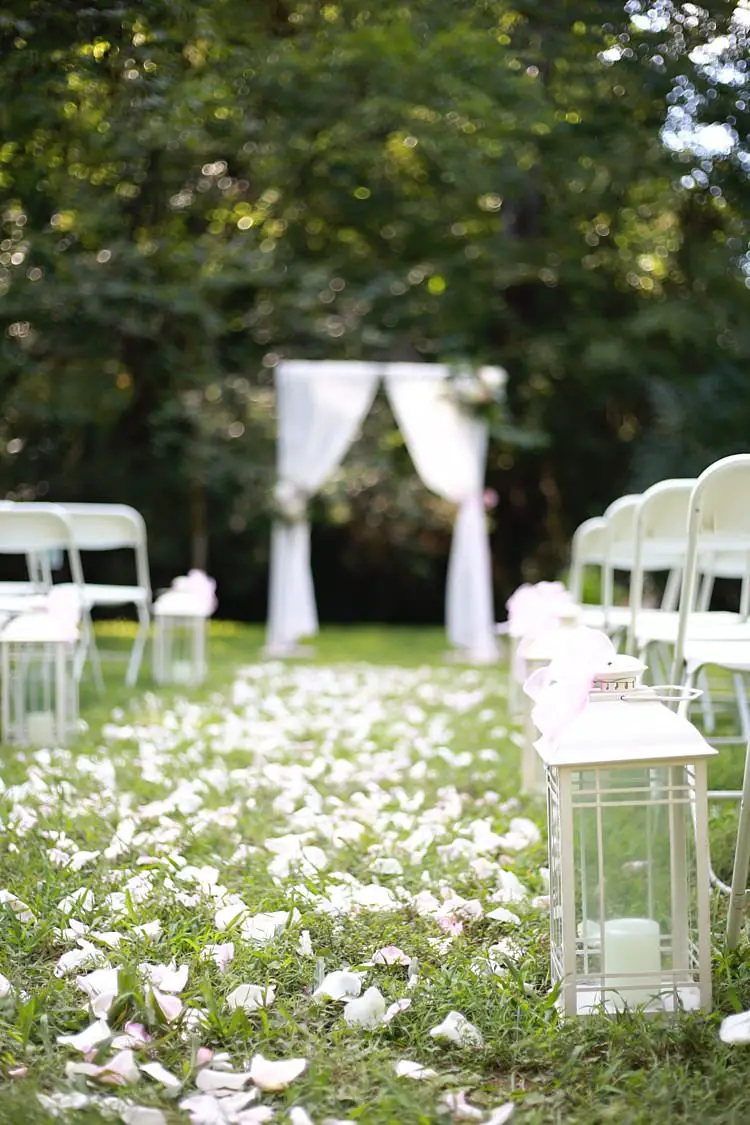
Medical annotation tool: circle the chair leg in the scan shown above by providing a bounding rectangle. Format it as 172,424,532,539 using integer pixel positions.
126,605,151,688
74,611,104,694
727,739,750,947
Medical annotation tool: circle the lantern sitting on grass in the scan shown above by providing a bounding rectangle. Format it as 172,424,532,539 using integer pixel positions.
153,569,217,686
505,581,573,717
0,589,80,747
518,604,581,796
524,628,715,1017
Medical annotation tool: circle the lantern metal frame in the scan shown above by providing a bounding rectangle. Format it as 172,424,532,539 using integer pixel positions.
541,660,716,1017
0,612,79,747
152,590,209,687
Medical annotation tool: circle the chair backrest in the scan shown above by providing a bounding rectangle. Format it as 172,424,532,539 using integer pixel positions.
601,494,641,616
627,479,695,651
55,503,151,597
0,503,85,585
569,517,608,603
673,454,750,676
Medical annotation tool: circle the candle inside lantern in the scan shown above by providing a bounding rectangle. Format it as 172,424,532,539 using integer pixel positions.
26,710,56,746
603,917,662,1009
172,660,193,684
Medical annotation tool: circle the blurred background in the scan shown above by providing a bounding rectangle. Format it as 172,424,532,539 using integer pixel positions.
1,0,749,623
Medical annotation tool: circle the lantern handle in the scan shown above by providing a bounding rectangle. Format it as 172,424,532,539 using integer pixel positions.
621,684,703,704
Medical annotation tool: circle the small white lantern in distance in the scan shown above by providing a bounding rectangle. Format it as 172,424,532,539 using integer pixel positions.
152,574,215,687
530,642,715,1017
0,608,79,747
519,604,582,795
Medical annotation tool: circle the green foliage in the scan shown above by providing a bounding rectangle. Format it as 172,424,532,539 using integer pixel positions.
0,2,749,614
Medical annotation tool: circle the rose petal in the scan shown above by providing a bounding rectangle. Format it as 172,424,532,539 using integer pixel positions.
343,987,386,1029
372,945,410,966
720,1010,750,1045
196,1068,251,1093
429,1011,484,1048
394,1060,438,1080
226,983,276,1012
248,1053,307,1092
140,1061,182,1088
57,1019,111,1052
312,971,362,1001
152,986,183,1022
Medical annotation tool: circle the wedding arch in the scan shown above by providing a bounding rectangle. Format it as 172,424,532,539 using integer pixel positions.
265,360,505,663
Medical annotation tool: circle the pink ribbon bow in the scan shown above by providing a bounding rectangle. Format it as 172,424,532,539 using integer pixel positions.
506,581,574,681
523,627,617,751
175,569,217,616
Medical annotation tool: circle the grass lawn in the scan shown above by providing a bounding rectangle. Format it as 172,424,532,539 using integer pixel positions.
1,624,750,1125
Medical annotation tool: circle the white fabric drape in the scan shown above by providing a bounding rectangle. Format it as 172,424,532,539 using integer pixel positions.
385,364,498,663
266,363,379,652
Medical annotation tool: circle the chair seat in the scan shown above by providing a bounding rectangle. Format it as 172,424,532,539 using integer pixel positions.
577,604,631,631
57,582,149,609
684,638,750,674
636,611,744,648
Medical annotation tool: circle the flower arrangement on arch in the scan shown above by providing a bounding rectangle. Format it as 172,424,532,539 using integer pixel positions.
443,362,507,422
271,479,308,524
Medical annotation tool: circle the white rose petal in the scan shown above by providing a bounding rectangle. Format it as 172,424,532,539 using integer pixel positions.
720,1010,750,1045
289,1110,315,1125
297,930,314,958
141,962,188,992
429,1011,484,1048
121,1108,168,1125
248,1053,307,1092
179,1093,232,1124
0,889,36,924
196,1068,251,1092
394,1059,438,1080
486,907,521,925
343,986,387,1029
152,987,183,1022
57,1019,111,1052
312,971,362,1001
485,1105,515,1125
202,942,235,972
382,997,412,1024
441,1091,485,1121
140,1061,182,1087
227,984,276,1012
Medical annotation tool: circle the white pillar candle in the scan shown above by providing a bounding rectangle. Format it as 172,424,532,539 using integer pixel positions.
26,710,56,747
603,917,662,1009
171,660,194,684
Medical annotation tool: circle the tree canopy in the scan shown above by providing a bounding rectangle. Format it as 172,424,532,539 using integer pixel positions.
1,1,749,618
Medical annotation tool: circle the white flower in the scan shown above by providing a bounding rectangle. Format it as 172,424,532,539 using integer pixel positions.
249,1052,307,1091
343,986,387,1028
720,1010,750,1045
394,1059,438,1080
312,970,363,1001
0,972,13,999
226,984,276,1012
429,1011,484,1048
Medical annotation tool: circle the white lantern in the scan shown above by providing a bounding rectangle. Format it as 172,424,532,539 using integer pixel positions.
520,605,581,795
0,612,79,747
152,590,209,686
541,656,715,1016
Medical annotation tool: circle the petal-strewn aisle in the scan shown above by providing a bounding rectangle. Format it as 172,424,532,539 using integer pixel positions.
0,660,543,1124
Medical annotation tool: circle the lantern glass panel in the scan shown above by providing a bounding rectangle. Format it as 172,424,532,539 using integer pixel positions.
2,639,77,746
153,615,206,686
566,762,700,1014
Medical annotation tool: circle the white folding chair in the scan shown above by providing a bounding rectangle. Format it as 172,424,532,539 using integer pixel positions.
569,516,609,630
0,499,53,599
0,503,97,686
669,454,750,945
53,503,152,687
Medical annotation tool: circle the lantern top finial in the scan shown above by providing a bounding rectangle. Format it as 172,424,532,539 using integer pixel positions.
590,654,645,696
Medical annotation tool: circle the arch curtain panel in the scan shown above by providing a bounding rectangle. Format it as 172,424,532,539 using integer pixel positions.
266,361,500,663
